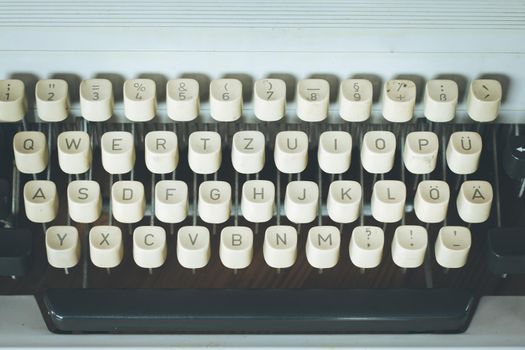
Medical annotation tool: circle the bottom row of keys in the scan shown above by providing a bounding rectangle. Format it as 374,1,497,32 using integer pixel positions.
45,225,471,271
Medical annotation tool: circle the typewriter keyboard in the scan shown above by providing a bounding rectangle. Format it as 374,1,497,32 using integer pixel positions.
1,76,525,334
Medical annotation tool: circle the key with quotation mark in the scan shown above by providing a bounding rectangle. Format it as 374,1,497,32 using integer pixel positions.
36,79,69,122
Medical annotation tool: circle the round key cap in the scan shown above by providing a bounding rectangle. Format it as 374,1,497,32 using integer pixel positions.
57,131,92,174
166,78,199,122
133,226,167,269
198,181,231,224
13,131,48,174
89,226,123,269
305,226,340,269
219,226,254,269
349,226,384,269
154,180,188,224
403,131,439,174
0,79,26,122
177,226,211,269
253,78,286,121
382,80,416,123
101,131,136,174
435,226,471,269
145,131,178,174
23,180,58,223
318,131,352,174
456,180,493,223
210,79,242,122
339,79,373,122
361,131,396,174
391,225,428,268
188,131,222,175
284,181,319,224
123,79,157,122
326,180,361,224
67,180,102,224
35,79,69,122
111,181,145,224
46,226,80,269
241,180,275,223
263,225,297,269
371,180,406,223
296,79,330,122
446,132,482,175
467,79,502,122
423,79,458,123
231,130,265,174
80,79,113,122
414,180,449,223
274,131,308,174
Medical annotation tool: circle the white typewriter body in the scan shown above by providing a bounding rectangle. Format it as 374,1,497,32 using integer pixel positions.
1,0,525,348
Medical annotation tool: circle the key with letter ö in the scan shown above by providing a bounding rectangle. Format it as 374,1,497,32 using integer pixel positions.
456,180,493,223
339,79,373,122
284,181,319,224
232,130,265,174
35,79,69,122
101,131,135,174
89,226,123,269
46,226,80,269
198,181,231,224
166,78,199,121
403,131,439,174
13,131,48,174
219,226,254,269
382,79,416,123
435,226,471,269
253,78,286,121
318,131,352,174
446,132,482,175
414,180,449,223
111,181,145,224
467,79,502,122
133,226,167,269
305,226,340,269
423,79,458,122
361,131,396,174
145,131,178,174
80,79,113,122
210,79,242,122
263,225,298,269
349,226,384,269
274,131,308,174
57,131,92,174
123,79,156,122
371,180,406,223
241,180,275,223
0,79,26,122
392,225,428,268
188,131,221,174
296,79,330,122
327,180,361,224
67,180,102,224
177,226,211,269
24,180,58,223
155,180,188,224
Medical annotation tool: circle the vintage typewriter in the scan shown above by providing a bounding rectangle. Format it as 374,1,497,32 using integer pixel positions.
1,0,525,337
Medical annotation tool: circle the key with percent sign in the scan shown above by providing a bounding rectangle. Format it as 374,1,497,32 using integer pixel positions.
124,79,157,122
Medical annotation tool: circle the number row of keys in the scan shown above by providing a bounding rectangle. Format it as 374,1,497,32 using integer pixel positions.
45,224,471,271
13,130,483,175
23,179,492,225
0,78,503,123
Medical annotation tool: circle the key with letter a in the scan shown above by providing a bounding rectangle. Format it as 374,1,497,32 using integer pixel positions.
457,181,493,223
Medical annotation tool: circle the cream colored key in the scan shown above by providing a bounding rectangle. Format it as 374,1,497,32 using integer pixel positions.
382,80,416,123
457,181,493,223
284,181,319,224
263,225,298,269
423,79,458,122
349,226,384,269
23,180,58,223
0,79,26,122
101,131,135,174
392,225,428,268
79,79,113,122
414,180,449,223
232,130,265,174
371,180,406,223
111,181,145,224
67,180,102,224
403,131,439,174
166,78,200,121
35,79,69,122
57,131,92,174
467,79,502,122
296,79,330,122
89,226,123,269
306,226,340,269
133,226,167,269
241,180,275,223
188,131,222,174
155,180,188,223
177,226,211,269
339,79,373,122
435,226,471,269
210,79,243,122
145,131,178,174
274,131,308,174
123,78,156,122
198,181,231,224
446,132,482,175
361,131,396,174
45,226,80,269
219,226,254,269
13,131,48,174
327,180,361,224
318,131,352,174
253,78,286,121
